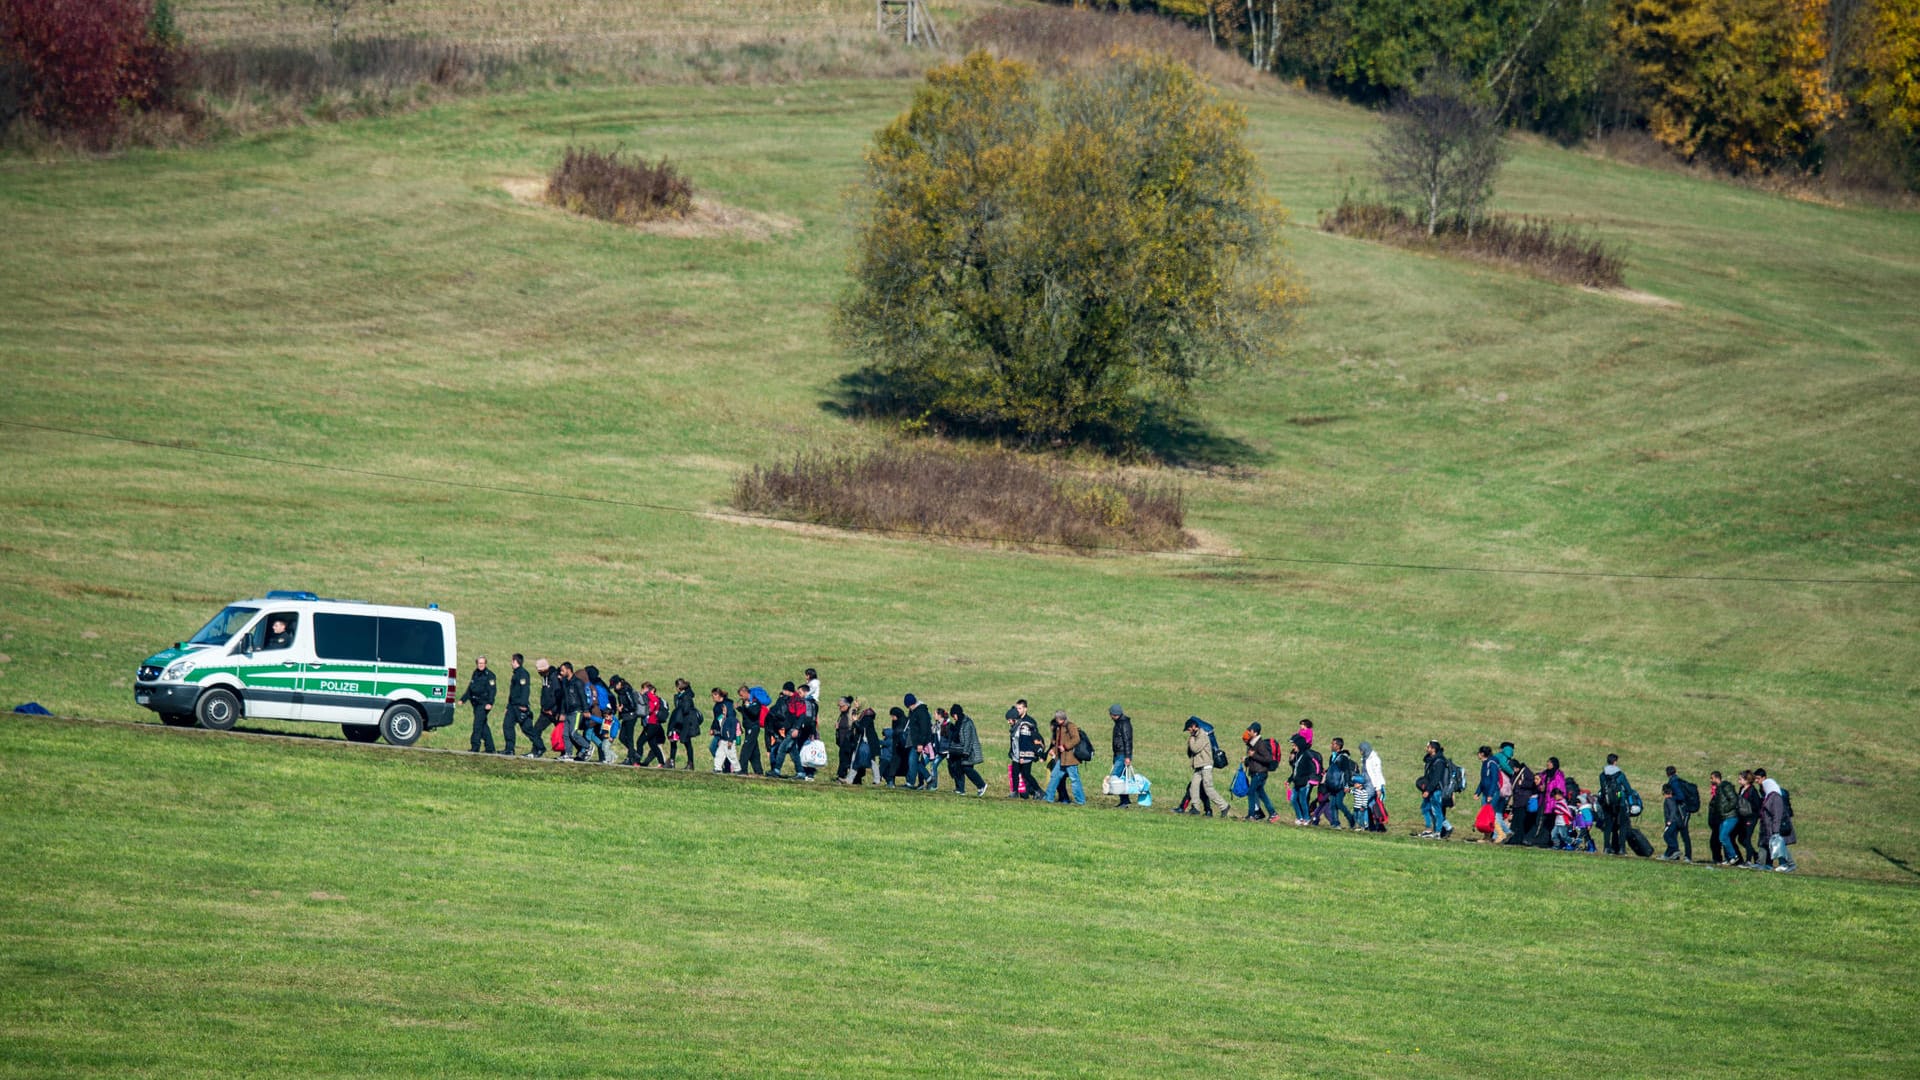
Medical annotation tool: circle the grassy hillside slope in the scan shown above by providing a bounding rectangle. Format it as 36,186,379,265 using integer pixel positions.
1,79,1915,882
2,716,1917,1077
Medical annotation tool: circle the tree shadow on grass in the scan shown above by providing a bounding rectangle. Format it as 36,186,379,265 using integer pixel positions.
821,367,1265,469
1869,847,1920,878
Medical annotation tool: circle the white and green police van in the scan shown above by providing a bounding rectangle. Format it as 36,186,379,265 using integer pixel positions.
134,591,458,745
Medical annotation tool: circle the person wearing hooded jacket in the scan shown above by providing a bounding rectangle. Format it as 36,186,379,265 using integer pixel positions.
944,703,988,795
1419,741,1453,839
1241,722,1280,821
1182,717,1229,817
1597,755,1634,855
1756,770,1796,872
667,679,702,770
1351,740,1384,830
1324,738,1359,829
1108,705,1136,808
845,707,881,785
1286,733,1320,825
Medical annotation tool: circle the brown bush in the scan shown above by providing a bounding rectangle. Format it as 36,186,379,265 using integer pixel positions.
734,442,1192,553
959,6,1264,90
1321,194,1626,288
545,144,693,224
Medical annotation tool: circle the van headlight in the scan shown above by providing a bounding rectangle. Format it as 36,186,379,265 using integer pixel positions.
162,659,196,681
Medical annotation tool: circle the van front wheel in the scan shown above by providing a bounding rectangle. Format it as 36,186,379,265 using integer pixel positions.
379,704,423,747
195,689,240,731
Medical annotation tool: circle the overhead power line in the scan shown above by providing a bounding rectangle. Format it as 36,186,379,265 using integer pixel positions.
3,417,1913,587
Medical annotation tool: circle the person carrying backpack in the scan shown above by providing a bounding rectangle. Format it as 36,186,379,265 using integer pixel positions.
1182,716,1230,818
733,686,765,777
1044,711,1088,805
1661,765,1697,862
945,703,988,795
1419,741,1454,839
1597,755,1635,855
1241,723,1281,822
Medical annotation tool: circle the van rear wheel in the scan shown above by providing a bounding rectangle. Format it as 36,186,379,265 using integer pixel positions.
379,704,423,747
342,725,381,744
195,689,240,731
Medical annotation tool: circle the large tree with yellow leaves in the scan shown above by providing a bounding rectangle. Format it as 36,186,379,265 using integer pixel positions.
836,50,1302,447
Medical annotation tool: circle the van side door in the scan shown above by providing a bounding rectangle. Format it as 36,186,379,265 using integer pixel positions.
307,612,380,725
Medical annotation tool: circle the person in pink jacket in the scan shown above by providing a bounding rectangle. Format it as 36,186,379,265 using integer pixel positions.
1538,757,1569,821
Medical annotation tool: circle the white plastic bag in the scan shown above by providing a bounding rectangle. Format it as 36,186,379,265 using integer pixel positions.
799,738,828,768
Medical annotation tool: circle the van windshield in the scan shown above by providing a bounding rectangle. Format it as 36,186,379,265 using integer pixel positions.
187,606,259,646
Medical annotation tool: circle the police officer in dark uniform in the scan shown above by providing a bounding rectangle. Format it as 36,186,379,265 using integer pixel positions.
459,655,497,754
500,653,534,756
527,659,561,759
262,617,294,651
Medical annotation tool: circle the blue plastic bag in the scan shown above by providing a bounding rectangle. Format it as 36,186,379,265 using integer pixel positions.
1231,765,1250,799
12,702,50,715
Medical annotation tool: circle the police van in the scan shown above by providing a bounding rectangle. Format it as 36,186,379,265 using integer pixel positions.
134,591,458,745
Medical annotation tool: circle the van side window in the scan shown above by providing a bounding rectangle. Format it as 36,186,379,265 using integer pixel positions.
376,618,444,668
254,613,299,653
313,613,377,662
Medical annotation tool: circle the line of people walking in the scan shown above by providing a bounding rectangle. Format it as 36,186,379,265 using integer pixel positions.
454,657,1798,871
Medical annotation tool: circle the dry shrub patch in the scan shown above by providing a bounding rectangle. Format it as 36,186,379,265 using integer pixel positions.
960,6,1264,90
1321,195,1626,288
546,145,692,224
734,443,1192,552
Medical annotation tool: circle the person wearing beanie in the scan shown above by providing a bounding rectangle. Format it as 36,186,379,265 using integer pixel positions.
1006,701,1041,798
1107,704,1135,808
1183,716,1230,818
905,695,935,789
1241,721,1280,821
1044,711,1087,805
944,703,988,795
768,682,802,778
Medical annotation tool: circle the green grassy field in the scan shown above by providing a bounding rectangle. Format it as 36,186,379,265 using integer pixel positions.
4,716,1919,1077
2,64,1918,1074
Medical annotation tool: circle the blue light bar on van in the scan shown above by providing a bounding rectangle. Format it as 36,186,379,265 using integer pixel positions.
265,590,319,601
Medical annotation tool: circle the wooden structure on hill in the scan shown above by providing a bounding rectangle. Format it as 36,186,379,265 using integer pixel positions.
877,0,941,46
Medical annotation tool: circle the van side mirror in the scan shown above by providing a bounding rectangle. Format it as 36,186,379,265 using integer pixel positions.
233,637,253,657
